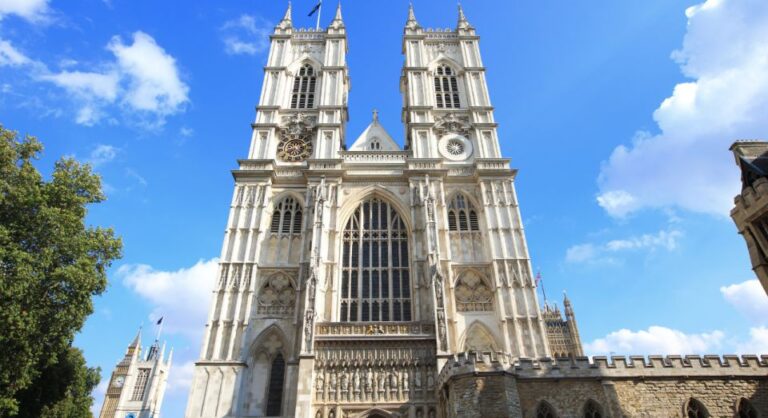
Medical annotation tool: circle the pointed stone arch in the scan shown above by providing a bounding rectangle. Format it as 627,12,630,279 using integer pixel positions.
350,407,394,418
240,324,290,416
427,55,465,75
460,321,500,352
336,186,412,234
247,323,289,361
286,55,324,76
534,400,558,418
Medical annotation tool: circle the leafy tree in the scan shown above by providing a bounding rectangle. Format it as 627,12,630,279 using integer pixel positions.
0,125,122,416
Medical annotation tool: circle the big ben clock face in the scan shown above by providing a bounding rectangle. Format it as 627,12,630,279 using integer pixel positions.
113,376,125,388
277,138,312,162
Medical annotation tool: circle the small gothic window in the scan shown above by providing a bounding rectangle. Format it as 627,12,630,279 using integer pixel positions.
369,138,381,150
737,398,758,418
434,64,460,109
583,400,602,418
291,64,316,109
270,197,303,235
448,194,480,232
536,401,557,418
265,354,285,416
686,398,709,418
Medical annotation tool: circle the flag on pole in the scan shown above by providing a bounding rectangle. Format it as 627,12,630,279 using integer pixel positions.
535,271,542,287
156,316,163,325
308,1,322,16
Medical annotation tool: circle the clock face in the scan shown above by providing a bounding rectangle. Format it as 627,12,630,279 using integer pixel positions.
277,138,312,162
113,376,125,388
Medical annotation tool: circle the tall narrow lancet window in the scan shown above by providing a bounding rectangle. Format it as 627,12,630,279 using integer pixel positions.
434,64,460,109
686,398,709,418
265,354,285,416
447,194,483,261
340,198,411,322
290,64,317,109
270,197,303,235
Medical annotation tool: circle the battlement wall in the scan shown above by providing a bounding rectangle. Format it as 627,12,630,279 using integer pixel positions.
438,351,768,388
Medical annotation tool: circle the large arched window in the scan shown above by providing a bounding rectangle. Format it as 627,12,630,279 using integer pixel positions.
434,64,460,109
265,354,285,416
737,398,758,418
270,196,303,235
291,64,316,109
583,400,603,418
535,401,557,418
340,197,411,322
686,398,709,418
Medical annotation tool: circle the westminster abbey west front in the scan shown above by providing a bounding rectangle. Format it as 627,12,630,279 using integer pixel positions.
184,4,768,418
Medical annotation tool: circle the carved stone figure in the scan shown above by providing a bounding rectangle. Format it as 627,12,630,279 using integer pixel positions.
329,371,338,401
427,373,435,390
353,369,361,400
365,368,373,394
402,369,410,393
415,369,423,390
315,372,324,398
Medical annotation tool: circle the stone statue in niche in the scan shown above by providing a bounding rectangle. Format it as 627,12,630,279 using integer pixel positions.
329,371,337,401
364,368,373,395
315,372,324,399
339,369,348,396
414,369,423,390
402,369,409,393
353,369,361,401
427,373,435,390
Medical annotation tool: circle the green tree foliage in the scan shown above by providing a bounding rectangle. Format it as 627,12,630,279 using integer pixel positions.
0,125,122,416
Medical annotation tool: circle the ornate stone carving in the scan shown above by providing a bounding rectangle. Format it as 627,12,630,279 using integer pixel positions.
277,113,316,162
455,271,493,312
433,113,471,137
257,273,296,315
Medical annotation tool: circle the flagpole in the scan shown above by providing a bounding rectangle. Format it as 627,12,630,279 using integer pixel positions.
316,1,322,30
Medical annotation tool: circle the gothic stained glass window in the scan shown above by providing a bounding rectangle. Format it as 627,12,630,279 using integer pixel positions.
270,197,303,235
737,398,758,418
340,198,411,322
265,354,285,416
686,398,709,418
291,64,317,109
536,401,557,418
434,64,460,109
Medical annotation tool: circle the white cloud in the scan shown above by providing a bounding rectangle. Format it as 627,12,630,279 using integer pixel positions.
720,279,768,323
734,326,768,354
565,244,597,263
565,228,682,264
119,258,217,341
124,168,147,186
40,71,120,101
87,144,119,167
107,32,189,116
0,0,50,22
166,360,195,393
597,0,768,217
0,39,31,66
585,326,725,355
179,127,194,137
221,15,272,56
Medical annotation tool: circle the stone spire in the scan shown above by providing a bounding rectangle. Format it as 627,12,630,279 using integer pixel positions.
457,3,472,29
278,2,292,29
405,3,420,30
330,2,344,28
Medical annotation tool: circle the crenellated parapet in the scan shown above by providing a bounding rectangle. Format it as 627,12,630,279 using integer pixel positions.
437,351,768,390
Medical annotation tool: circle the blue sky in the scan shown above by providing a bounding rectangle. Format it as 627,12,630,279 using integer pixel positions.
2,0,768,416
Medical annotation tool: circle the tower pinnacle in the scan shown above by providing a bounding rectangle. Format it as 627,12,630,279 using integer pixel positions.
330,2,344,28
406,3,420,29
457,3,472,30
279,2,292,28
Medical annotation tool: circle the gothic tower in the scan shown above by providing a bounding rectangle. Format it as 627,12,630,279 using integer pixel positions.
185,4,550,418
98,330,172,418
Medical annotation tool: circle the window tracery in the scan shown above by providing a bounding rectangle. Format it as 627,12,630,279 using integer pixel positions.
686,398,709,418
291,64,316,109
270,196,303,235
257,273,296,315
454,271,492,312
434,64,460,109
447,194,483,261
583,400,602,418
536,401,557,418
340,198,411,322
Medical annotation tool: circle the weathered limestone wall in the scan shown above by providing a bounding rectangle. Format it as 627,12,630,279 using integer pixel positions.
444,373,521,418
438,352,768,418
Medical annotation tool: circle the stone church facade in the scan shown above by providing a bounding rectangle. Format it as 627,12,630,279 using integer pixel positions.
184,4,768,418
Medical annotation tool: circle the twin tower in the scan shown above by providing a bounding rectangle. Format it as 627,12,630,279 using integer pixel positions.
184,4,580,418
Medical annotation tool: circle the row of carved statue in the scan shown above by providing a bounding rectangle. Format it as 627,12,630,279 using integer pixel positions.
313,366,437,402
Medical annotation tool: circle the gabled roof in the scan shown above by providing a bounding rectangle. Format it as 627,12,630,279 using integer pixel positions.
348,110,401,152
